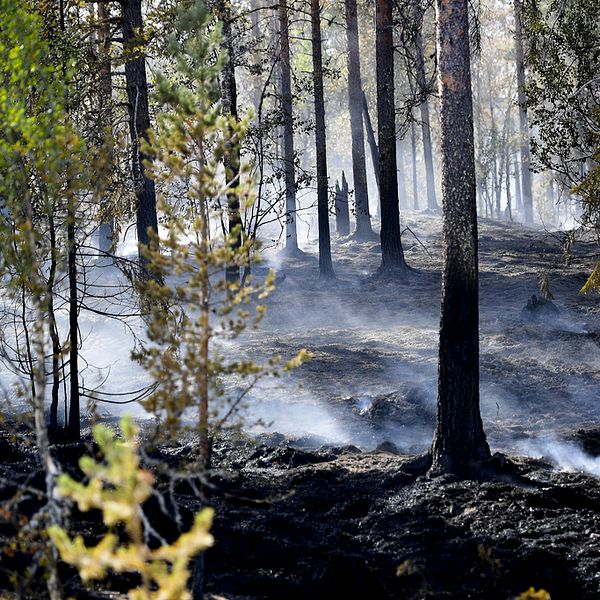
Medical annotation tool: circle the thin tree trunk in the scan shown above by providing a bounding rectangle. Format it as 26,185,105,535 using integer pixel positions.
510,108,523,212
219,0,244,282
489,76,501,219
362,90,380,198
410,118,419,209
122,0,159,268
413,0,438,211
47,213,61,436
279,0,299,253
376,0,408,275
344,0,373,238
310,0,334,278
430,0,491,475
397,139,408,209
514,0,533,224
97,0,114,261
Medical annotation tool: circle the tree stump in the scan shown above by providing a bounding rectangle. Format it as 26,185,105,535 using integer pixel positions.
335,171,350,236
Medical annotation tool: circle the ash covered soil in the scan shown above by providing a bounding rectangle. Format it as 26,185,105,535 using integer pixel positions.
203,212,600,599
2,213,600,599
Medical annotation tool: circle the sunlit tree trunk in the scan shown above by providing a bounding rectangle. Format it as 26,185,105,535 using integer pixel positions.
430,0,491,475
514,0,534,224
279,0,299,253
375,0,408,275
122,0,159,267
310,0,334,278
344,0,373,238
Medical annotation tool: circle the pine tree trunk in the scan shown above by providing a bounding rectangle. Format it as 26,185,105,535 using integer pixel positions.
362,91,380,198
279,0,299,253
344,0,373,238
219,1,243,282
410,118,419,210
513,0,533,224
97,0,114,261
375,0,408,275
413,0,438,211
430,0,491,475
310,0,334,278
122,0,159,267
397,140,408,209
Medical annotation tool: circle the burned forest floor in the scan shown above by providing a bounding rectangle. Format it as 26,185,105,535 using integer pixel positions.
2,212,600,599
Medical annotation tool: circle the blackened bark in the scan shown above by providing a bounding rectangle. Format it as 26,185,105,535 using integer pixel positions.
98,0,114,260
279,0,299,253
513,0,533,224
335,173,350,236
122,0,158,268
362,90,380,195
375,0,408,275
310,0,334,278
430,0,490,475
344,0,373,238
219,1,244,282
413,0,438,211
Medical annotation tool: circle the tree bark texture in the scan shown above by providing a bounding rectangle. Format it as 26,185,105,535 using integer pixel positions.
122,0,159,265
344,0,373,238
375,0,407,274
310,0,335,278
219,1,244,282
431,0,491,474
279,0,299,252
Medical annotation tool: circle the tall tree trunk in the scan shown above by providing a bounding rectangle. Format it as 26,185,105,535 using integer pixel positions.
513,0,533,224
310,0,335,278
413,0,438,211
344,0,373,238
219,0,243,282
410,117,419,209
279,0,299,253
97,0,114,261
375,0,408,275
430,0,490,475
488,76,501,219
122,0,159,268
397,139,408,209
509,103,523,213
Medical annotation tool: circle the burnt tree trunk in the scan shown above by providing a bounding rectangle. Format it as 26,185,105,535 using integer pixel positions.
375,0,408,275
310,0,335,278
335,173,350,236
97,0,114,262
122,0,159,268
279,0,299,253
410,117,419,209
219,0,243,282
513,0,533,224
413,0,438,211
362,91,380,198
344,0,373,238
430,0,491,475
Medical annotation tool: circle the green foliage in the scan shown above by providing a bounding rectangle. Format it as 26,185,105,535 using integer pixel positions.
134,0,309,463
48,417,214,599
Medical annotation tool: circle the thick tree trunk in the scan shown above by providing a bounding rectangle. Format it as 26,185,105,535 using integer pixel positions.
219,1,243,282
375,0,408,275
122,0,159,267
310,0,334,278
279,0,299,253
344,0,373,238
430,0,491,475
413,0,438,211
97,0,114,261
513,0,533,224
410,118,419,209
